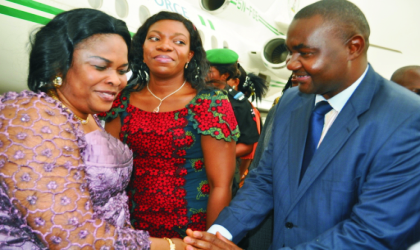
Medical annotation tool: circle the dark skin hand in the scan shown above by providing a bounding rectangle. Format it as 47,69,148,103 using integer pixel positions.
184,229,242,250
236,142,253,157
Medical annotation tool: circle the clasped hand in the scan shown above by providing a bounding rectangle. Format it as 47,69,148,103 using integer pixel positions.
183,229,242,250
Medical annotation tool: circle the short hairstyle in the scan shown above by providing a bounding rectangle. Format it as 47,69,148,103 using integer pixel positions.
391,66,420,82
130,11,209,91
210,63,240,81
294,0,370,46
28,8,131,92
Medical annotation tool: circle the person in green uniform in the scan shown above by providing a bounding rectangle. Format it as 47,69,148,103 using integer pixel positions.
205,48,259,203
206,48,259,158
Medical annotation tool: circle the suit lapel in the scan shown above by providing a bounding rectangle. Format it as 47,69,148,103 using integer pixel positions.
284,65,379,216
288,94,314,198
298,105,359,190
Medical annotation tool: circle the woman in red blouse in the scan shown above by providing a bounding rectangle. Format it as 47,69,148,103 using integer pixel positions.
100,11,239,239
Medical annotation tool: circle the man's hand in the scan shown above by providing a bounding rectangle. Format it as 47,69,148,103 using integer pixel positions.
183,229,242,250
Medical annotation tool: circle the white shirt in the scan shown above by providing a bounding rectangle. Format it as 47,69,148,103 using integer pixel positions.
208,66,369,240
316,65,368,146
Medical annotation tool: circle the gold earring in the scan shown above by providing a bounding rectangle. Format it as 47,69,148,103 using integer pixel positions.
53,76,62,88
185,62,189,69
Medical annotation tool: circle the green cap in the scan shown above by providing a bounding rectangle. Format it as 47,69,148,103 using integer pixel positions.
206,48,239,64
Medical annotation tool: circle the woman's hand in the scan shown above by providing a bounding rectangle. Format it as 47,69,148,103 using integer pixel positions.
172,237,188,249
183,229,242,250
150,237,187,250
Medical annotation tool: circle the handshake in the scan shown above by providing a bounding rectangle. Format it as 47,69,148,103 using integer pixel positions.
184,229,242,250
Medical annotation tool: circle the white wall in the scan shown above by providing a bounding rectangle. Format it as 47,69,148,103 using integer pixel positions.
297,0,420,80
352,0,420,79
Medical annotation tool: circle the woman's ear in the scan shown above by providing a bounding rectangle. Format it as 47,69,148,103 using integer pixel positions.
226,78,239,88
231,78,240,89
188,51,194,62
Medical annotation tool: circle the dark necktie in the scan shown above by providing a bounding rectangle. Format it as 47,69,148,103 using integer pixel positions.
300,101,333,182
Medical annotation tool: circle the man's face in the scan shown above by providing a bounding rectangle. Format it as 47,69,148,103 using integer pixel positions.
286,15,352,99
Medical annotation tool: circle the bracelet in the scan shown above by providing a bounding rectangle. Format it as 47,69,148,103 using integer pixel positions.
164,237,175,250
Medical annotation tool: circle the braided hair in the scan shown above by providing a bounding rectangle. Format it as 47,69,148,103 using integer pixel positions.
237,65,268,102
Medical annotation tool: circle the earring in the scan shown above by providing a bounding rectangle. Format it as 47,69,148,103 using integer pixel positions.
195,66,200,79
139,62,149,83
185,62,189,69
53,76,62,88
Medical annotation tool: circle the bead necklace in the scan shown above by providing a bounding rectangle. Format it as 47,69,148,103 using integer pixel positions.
47,89,89,125
147,80,186,113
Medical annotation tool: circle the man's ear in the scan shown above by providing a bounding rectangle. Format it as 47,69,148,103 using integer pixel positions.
347,34,365,61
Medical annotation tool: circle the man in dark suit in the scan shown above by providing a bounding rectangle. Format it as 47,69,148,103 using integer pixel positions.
391,65,420,95
184,1,420,249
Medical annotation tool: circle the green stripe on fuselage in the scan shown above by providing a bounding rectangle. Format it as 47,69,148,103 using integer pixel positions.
270,84,284,88
0,4,137,36
6,0,63,15
208,19,215,30
0,5,51,25
198,15,206,26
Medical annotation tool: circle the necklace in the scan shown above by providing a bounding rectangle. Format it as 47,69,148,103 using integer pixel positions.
147,80,186,113
47,90,89,125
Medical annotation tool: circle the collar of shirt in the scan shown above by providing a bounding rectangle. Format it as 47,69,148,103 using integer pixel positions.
315,65,369,113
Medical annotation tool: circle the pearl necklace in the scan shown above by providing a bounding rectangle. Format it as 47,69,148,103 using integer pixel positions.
47,90,89,125
147,80,186,113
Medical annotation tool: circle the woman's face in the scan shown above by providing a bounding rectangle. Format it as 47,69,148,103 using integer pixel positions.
60,34,129,115
143,19,194,78
207,66,228,82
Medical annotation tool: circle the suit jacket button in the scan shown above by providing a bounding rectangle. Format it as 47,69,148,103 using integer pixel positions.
285,222,294,228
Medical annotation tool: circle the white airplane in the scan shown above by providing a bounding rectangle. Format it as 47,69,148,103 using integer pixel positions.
0,0,418,111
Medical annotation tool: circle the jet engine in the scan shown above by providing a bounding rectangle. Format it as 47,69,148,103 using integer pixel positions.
199,0,255,26
261,35,291,79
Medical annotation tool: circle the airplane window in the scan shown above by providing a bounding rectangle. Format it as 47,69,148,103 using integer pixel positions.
198,30,205,45
115,0,129,18
211,35,218,49
139,5,150,25
223,41,229,48
88,0,103,9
